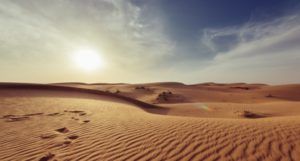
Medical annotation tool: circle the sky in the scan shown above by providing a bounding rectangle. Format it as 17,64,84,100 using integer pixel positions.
0,0,300,84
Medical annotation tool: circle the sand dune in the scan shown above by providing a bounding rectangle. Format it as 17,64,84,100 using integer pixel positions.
0,83,300,161
53,82,300,103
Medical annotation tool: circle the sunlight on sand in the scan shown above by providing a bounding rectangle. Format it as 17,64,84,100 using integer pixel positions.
194,103,213,111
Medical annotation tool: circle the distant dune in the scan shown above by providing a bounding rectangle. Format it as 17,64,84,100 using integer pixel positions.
0,82,299,160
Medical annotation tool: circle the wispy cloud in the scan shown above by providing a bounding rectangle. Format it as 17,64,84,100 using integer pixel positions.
194,12,300,84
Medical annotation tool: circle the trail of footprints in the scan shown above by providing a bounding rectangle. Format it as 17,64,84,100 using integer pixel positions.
44,110,90,161
38,126,79,161
1,109,90,161
0,110,90,123
1,110,300,161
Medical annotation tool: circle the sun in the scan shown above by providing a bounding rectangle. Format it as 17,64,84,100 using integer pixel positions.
72,48,104,71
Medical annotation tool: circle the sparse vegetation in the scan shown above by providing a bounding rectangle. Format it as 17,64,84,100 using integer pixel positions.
135,86,151,91
231,86,250,90
135,86,146,90
156,91,173,101
235,110,267,119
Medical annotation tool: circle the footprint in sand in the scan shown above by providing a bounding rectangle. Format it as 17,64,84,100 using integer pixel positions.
63,140,72,145
66,110,91,123
3,113,46,122
51,140,72,148
83,120,90,123
2,115,15,118
79,112,87,116
68,110,84,113
67,135,79,140
24,113,44,116
47,112,61,116
2,115,30,122
39,152,55,161
40,133,58,139
55,127,69,133
56,135,79,146
48,127,75,147
67,110,87,116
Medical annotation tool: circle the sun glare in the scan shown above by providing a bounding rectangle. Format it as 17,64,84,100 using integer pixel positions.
73,48,104,71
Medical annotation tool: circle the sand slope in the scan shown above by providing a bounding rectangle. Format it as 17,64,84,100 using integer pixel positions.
0,83,300,161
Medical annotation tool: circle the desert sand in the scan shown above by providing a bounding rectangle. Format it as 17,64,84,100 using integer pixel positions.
0,82,300,161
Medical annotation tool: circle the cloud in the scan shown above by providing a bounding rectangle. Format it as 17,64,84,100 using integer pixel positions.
194,12,300,84
0,0,174,82
216,15,300,60
0,0,173,67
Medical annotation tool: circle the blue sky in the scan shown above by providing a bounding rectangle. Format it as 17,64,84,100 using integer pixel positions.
138,0,299,58
0,0,300,84
153,0,287,40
